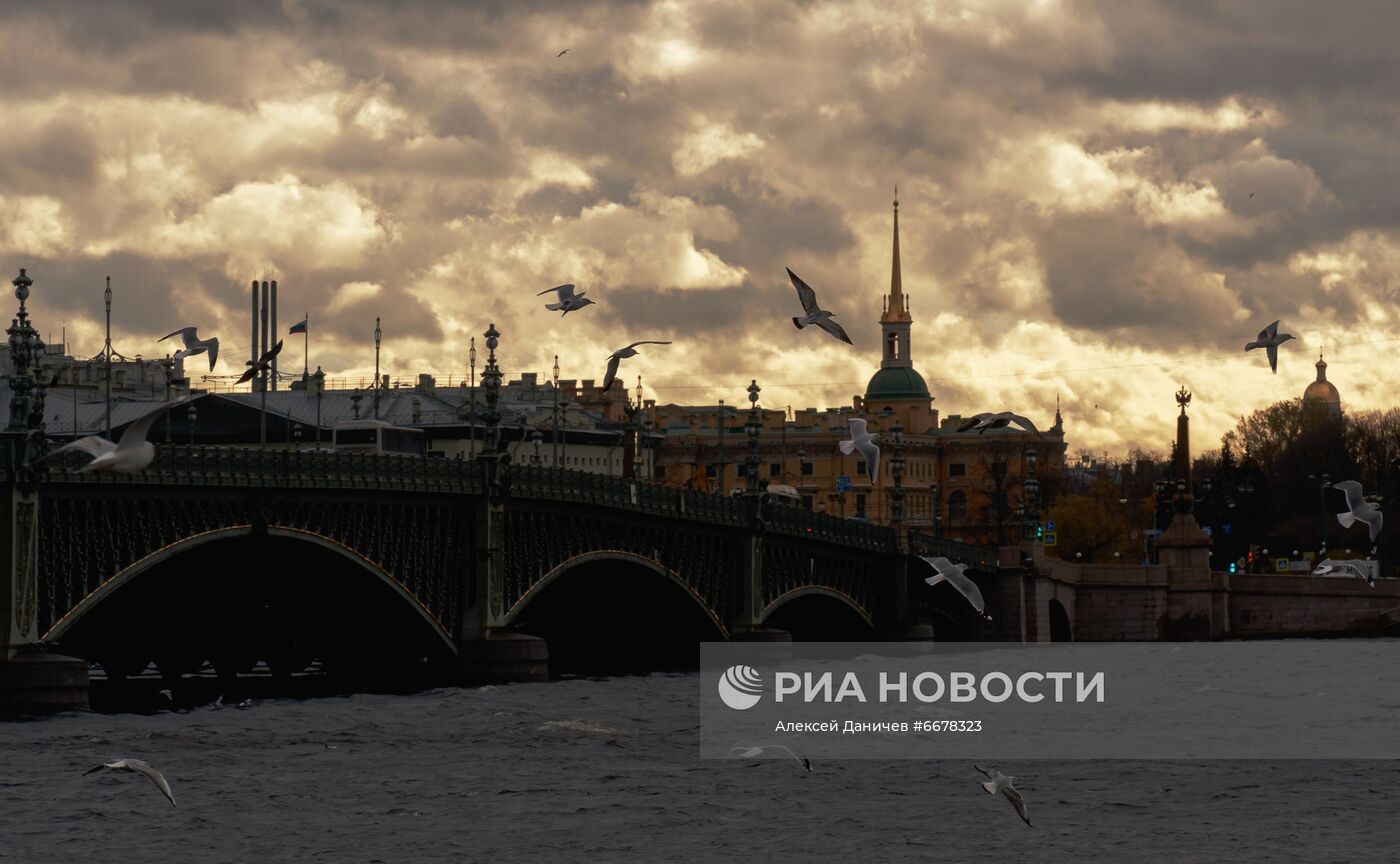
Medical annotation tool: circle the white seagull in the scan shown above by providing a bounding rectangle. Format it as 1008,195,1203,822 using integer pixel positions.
1244,320,1296,374
1333,480,1383,542
839,418,880,484
49,398,190,474
919,556,989,619
84,758,176,807
537,283,595,316
957,412,1038,435
1311,558,1376,587
787,268,853,345
158,326,220,371
726,743,812,771
602,340,670,391
977,765,1031,826
236,339,284,386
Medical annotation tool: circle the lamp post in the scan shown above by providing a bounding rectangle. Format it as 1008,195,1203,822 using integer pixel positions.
292,422,302,451
931,480,942,537
797,445,808,507
1024,446,1040,541
745,379,761,493
468,337,477,459
717,397,726,495
103,276,112,439
187,403,197,445
1307,472,1331,555
373,317,382,420
552,354,560,468
532,429,542,465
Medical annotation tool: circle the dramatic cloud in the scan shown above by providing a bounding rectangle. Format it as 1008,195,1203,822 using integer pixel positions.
3,0,1399,455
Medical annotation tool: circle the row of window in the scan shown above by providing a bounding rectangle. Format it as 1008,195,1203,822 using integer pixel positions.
693,461,972,480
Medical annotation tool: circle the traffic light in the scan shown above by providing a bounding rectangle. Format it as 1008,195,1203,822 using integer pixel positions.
1036,524,1044,540
1228,562,1237,574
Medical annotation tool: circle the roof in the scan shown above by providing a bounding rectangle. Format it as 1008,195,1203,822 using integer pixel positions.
864,366,930,401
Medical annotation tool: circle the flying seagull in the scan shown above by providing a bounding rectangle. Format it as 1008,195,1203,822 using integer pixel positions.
977,765,1031,826
1333,480,1383,542
1249,192,1255,199
158,327,220,371
236,339,284,386
919,556,989,619
557,48,569,58
956,412,1038,435
839,418,880,484
49,397,191,474
1311,558,1375,587
787,268,853,345
537,283,595,316
1244,320,1295,374
602,340,670,391
84,759,176,807
726,743,811,771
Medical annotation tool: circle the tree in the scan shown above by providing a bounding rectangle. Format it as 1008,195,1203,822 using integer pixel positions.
1046,478,1153,563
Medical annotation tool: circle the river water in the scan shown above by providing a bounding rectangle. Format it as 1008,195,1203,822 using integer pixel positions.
4,646,1400,863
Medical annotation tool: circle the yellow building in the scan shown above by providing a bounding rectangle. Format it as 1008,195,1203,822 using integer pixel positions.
650,195,1067,546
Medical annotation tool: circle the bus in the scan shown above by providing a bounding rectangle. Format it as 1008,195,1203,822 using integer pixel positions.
332,420,427,455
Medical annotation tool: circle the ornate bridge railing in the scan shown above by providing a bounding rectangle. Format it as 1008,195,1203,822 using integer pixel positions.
906,530,999,569
766,500,898,552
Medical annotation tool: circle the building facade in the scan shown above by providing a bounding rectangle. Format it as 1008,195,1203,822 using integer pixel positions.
648,195,1067,546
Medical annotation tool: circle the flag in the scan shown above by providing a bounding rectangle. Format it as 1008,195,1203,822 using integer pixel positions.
289,319,308,335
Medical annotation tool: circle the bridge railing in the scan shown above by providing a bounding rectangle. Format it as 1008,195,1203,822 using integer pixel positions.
766,501,898,551
906,530,1000,569
508,464,747,526
42,445,488,495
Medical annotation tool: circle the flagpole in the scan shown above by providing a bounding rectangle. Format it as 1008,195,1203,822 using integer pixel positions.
303,309,309,379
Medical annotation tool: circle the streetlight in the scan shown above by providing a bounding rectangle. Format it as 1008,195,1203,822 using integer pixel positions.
532,428,543,465
186,402,197,445
292,423,302,451
103,276,112,439
468,337,477,459
797,445,808,506
373,316,382,420
552,354,560,468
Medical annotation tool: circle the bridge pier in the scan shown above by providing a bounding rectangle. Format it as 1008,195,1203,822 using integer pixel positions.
459,631,549,684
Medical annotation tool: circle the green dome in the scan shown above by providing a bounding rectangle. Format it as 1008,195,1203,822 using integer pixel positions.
865,366,930,400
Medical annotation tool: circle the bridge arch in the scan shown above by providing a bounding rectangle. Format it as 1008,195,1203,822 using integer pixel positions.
760,586,873,629
44,525,455,654
503,549,726,638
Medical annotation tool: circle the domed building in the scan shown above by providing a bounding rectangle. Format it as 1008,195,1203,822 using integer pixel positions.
1302,354,1342,423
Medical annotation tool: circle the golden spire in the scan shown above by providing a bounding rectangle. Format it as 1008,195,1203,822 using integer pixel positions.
883,186,909,323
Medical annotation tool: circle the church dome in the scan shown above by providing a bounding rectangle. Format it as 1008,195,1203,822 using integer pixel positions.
865,366,930,401
1303,356,1340,406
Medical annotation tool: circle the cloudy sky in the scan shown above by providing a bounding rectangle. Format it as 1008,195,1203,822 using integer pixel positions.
3,0,1398,456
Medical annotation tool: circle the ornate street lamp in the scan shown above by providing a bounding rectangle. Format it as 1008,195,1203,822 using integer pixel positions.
552,353,561,467
890,421,906,527
373,316,382,420
532,428,543,465
745,379,761,493
1308,472,1332,554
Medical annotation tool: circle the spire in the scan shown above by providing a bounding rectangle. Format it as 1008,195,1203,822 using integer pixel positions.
882,187,909,323
1316,352,1327,382
1053,394,1063,432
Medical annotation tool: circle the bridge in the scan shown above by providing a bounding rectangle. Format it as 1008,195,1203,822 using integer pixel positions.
1,443,935,710
0,269,962,711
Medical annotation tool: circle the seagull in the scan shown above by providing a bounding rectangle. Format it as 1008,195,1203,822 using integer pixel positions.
1311,558,1375,587
977,765,1030,826
919,556,990,619
726,743,811,771
236,339,284,385
84,759,176,807
839,418,879,483
602,341,670,391
158,327,220,371
1249,192,1255,199
557,48,569,58
48,397,190,474
787,268,853,345
1243,320,1295,374
537,283,595,316
1333,480,1383,541
957,412,1038,435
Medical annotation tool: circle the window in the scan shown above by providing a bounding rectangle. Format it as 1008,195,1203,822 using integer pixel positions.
769,462,782,478
948,490,967,521
801,462,814,476
949,463,966,477
887,332,900,360
855,494,867,518
654,465,666,480
801,495,814,510
706,464,717,478
856,461,866,477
